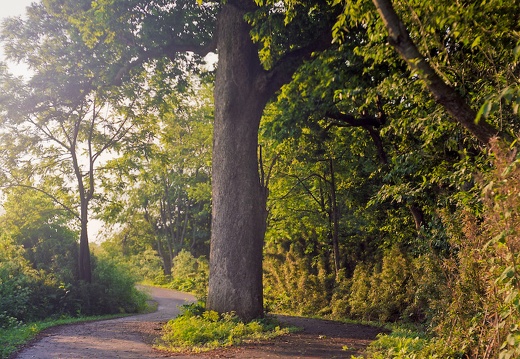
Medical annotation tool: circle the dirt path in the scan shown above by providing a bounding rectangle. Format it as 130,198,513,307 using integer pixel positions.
13,287,384,358
13,286,194,359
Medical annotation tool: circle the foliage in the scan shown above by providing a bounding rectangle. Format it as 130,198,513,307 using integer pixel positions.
0,1,147,281
0,186,147,329
346,246,445,323
431,140,520,359
333,0,520,138
158,302,292,353
167,250,209,301
99,80,213,275
79,254,148,315
1,1,519,356
0,234,146,327
0,234,36,328
351,247,404,321
352,327,463,359
264,243,332,316
0,187,78,281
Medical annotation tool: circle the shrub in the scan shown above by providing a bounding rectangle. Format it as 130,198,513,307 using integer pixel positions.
167,250,209,300
69,255,148,315
354,327,464,359
431,141,520,358
329,269,352,319
0,235,36,327
131,249,164,281
263,243,332,316
348,246,421,322
348,264,373,320
158,302,291,352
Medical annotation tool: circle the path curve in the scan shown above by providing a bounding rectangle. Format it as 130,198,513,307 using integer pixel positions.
13,286,385,358
13,286,195,359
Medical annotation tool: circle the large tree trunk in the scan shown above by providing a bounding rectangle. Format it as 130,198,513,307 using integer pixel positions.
206,1,270,321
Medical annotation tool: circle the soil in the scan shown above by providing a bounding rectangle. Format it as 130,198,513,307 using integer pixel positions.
12,286,385,359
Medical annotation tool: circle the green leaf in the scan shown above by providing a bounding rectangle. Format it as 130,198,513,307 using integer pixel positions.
471,36,481,48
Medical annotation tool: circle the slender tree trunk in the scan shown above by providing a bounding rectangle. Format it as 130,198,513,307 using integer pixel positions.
409,203,425,231
329,158,341,275
78,199,92,282
207,1,270,321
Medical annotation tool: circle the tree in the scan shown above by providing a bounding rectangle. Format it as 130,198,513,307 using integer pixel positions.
100,80,213,275
47,0,337,320
0,3,141,282
370,0,500,144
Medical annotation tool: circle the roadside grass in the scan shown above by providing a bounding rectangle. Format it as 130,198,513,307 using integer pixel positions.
1,289,155,359
350,324,465,359
156,302,299,353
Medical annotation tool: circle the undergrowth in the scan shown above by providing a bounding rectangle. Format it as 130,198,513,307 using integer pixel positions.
157,302,296,353
351,326,464,359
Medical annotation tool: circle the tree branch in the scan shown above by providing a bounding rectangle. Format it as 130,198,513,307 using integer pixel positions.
325,111,385,128
112,38,217,86
2,183,80,221
258,29,334,98
372,0,500,145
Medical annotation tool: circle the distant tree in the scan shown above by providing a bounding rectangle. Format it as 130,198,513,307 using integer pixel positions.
0,4,141,282
100,81,213,275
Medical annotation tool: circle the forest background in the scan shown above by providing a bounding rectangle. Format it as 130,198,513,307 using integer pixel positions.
0,0,519,358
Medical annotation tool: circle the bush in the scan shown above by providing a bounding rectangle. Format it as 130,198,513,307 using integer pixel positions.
348,247,416,322
263,243,332,316
0,233,147,327
125,249,164,282
354,327,464,359
166,250,209,300
431,141,520,358
158,302,291,352
329,269,352,319
69,255,148,315
0,235,37,327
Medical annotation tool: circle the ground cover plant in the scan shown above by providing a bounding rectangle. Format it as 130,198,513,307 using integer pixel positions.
157,302,294,353
352,326,464,359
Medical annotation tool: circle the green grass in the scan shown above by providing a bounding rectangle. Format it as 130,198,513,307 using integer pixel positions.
350,326,465,359
157,302,298,353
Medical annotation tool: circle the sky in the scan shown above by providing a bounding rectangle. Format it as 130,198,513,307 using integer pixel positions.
0,0,34,73
0,1,33,19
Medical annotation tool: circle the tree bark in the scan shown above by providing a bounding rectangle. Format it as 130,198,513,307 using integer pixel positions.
329,158,341,276
78,199,92,282
207,1,270,321
372,0,500,145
